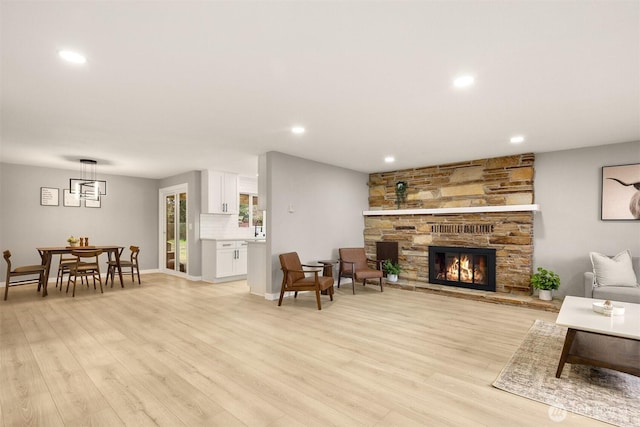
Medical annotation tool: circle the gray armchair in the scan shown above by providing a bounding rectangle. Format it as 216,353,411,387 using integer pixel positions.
584,256,640,303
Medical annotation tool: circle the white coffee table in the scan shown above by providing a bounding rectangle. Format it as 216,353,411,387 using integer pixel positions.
555,296,640,378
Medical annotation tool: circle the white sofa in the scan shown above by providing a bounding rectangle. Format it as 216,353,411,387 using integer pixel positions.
585,256,640,303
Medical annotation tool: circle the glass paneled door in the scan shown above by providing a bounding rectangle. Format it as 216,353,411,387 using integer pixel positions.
160,185,187,274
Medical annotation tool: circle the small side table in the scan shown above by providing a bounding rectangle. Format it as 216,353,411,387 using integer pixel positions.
317,260,338,295
316,260,338,278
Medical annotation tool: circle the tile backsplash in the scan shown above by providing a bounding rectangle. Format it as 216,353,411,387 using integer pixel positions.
200,213,265,240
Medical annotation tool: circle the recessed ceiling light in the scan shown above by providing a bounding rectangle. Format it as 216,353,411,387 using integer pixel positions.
453,75,474,88
510,135,525,144
58,50,87,64
384,156,395,163
291,126,305,135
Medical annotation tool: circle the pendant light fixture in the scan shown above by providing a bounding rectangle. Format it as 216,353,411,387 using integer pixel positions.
69,159,106,200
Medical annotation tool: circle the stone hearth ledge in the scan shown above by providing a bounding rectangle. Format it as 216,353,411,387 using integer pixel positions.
386,278,561,312
363,204,540,216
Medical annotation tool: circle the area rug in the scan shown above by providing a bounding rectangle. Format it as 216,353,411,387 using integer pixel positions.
493,319,640,426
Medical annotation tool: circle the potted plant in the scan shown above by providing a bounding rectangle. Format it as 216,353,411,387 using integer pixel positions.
67,235,79,247
530,267,560,301
382,259,402,282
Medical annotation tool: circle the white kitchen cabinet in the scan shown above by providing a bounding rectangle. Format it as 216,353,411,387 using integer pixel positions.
236,244,248,275
202,240,248,282
216,240,247,277
215,242,237,277
202,170,238,214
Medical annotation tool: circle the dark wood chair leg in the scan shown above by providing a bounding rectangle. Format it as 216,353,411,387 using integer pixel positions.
379,277,384,292
278,274,286,306
277,287,286,306
315,289,322,310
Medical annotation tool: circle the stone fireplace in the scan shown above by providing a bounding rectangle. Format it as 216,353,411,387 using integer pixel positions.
364,154,535,295
428,246,496,292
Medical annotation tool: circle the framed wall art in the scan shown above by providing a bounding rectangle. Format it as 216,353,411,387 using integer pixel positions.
63,189,81,207
40,187,59,206
601,163,640,221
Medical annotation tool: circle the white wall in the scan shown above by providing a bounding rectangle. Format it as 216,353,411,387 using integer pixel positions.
533,140,640,297
0,162,158,280
264,152,369,296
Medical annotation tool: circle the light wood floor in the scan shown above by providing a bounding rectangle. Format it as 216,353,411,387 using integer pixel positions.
0,274,606,426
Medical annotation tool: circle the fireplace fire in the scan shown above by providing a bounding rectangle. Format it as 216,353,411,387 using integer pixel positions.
428,246,496,292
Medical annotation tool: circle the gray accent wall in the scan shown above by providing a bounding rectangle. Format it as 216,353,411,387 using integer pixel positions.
264,152,369,296
0,162,158,280
533,140,640,297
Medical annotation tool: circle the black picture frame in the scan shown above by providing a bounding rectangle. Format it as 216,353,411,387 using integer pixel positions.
40,187,59,206
601,163,640,221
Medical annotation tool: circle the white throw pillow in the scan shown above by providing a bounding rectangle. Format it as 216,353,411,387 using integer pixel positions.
589,250,638,287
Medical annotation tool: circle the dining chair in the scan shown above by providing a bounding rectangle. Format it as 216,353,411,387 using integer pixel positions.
66,249,103,297
55,254,77,290
278,252,334,310
3,250,47,300
337,247,384,294
105,245,140,287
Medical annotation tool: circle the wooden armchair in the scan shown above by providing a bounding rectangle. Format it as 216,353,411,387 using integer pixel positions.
278,252,334,310
338,247,384,294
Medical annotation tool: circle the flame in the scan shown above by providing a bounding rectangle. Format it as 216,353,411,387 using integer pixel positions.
444,255,486,284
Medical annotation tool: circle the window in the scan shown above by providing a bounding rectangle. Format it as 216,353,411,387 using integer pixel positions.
239,193,262,227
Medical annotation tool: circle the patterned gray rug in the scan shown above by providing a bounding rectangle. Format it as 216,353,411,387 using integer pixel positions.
493,320,640,426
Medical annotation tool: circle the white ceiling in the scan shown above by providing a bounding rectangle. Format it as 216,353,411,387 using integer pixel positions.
1,1,639,179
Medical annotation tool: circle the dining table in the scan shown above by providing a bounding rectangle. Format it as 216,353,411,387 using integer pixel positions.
36,245,125,297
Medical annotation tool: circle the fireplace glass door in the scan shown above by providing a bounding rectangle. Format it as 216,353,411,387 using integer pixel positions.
429,246,496,291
